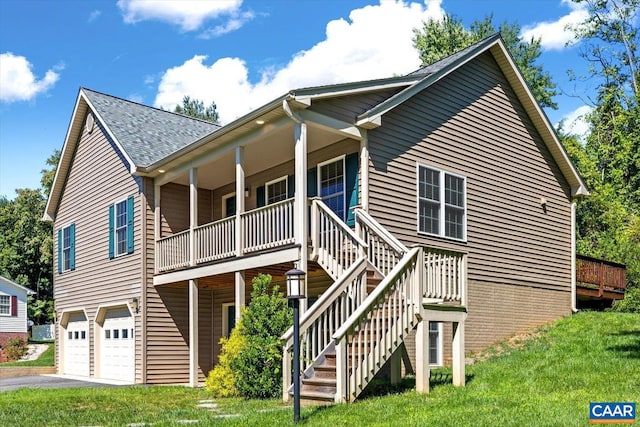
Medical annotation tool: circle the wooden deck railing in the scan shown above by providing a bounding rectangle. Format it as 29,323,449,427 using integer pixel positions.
576,254,626,296
424,249,467,304
354,208,408,276
242,199,294,254
155,199,295,272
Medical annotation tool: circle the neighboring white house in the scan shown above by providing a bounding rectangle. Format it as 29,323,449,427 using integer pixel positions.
0,275,34,349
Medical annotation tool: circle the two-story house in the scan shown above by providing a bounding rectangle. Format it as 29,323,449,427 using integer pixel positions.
45,34,587,403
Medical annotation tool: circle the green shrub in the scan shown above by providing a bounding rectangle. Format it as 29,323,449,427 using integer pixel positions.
231,273,292,399
4,337,28,361
205,322,246,397
610,286,640,313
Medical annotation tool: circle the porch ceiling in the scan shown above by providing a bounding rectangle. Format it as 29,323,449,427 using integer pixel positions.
170,122,348,189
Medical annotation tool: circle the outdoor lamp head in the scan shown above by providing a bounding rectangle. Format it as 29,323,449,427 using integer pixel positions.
285,268,306,299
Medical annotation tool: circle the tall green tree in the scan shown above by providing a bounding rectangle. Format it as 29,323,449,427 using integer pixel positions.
40,149,61,197
562,0,640,290
413,14,558,108
174,96,220,124
0,189,53,301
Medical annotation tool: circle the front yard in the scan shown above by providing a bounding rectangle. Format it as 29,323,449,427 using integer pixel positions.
0,312,638,426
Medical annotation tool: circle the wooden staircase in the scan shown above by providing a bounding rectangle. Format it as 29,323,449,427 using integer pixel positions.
282,202,467,405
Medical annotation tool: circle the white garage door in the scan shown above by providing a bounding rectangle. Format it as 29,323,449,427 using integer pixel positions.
99,307,135,382
63,312,89,377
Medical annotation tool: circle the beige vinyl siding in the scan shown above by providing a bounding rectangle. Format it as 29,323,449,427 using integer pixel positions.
310,88,404,123
53,117,142,380
160,184,213,238
368,52,571,290
366,52,572,350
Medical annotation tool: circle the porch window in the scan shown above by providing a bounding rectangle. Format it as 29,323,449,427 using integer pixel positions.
222,193,236,217
418,164,466,240
109,196,134,258
319,156,345,220
266,176,288,205
0,295,10,315
57,223,75,273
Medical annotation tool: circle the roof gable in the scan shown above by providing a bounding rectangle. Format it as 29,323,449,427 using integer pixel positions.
44,89,219,221
356,33,588,197
0,275,34,295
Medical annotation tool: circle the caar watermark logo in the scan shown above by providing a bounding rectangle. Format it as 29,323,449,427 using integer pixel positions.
590,402,636,424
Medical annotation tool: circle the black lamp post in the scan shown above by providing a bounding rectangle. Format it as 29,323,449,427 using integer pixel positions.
286,268,306,423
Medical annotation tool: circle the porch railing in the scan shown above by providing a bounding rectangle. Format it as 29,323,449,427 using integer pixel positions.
242,198,295,254
423,249,467,304
576,254,626,295
195,217,236,264
156,229,191,273
155,199,295,272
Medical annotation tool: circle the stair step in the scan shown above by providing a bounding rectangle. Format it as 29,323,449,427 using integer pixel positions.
313,365,337,379
302,376,336,387
297,390,335,403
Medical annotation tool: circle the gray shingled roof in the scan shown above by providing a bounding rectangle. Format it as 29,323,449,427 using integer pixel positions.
82,88,220,168
407,33,501,78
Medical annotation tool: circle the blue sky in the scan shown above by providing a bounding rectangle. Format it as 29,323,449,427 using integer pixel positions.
0,0,595,199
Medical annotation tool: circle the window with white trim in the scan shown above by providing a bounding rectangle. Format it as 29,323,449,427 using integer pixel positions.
418,165,466,240
62,225,72,271
0,295,10,315
266,176,288,205
114,199,128,256
319,156,345,220
428,322,443,366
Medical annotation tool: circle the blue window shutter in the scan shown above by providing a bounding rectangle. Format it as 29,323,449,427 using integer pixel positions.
307,168,318,198
57,229,62,273
287,175,295,199
256,186,265,208
108,205,114,259
127,196,134,254
70,223,76,270
345,153,359,227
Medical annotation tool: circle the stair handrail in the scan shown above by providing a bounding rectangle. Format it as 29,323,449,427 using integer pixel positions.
354,208,408,255
332,247,422,402
281,256,368,401
311,198,368,280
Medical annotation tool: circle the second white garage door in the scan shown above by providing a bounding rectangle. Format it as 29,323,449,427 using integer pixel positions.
99,307,135,382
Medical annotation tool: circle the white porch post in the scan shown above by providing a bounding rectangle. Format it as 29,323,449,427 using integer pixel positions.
415,319,430,394
359,129,369,212
294,122,308,312
235,271,245,323
235,146,245,257
189,278,199,387
452,320,465,386
189,168,198,266
154,182,161,274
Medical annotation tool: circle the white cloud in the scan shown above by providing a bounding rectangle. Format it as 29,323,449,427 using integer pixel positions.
88,9,102,23
117,0,244,32
520,1,588,50
154,0,445,123
557,105,592,138
198,10,255,39
0,53,62,104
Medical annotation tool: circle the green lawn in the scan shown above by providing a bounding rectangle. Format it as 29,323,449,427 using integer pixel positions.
0,312,638,426
1,343,55,367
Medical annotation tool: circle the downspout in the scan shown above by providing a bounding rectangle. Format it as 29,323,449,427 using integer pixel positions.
571,201,578,312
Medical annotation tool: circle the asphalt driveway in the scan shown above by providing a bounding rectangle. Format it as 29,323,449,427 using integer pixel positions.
0,375,124,392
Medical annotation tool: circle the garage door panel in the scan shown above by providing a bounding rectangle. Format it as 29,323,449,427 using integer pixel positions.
64,313,89,377
99,308,134,382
